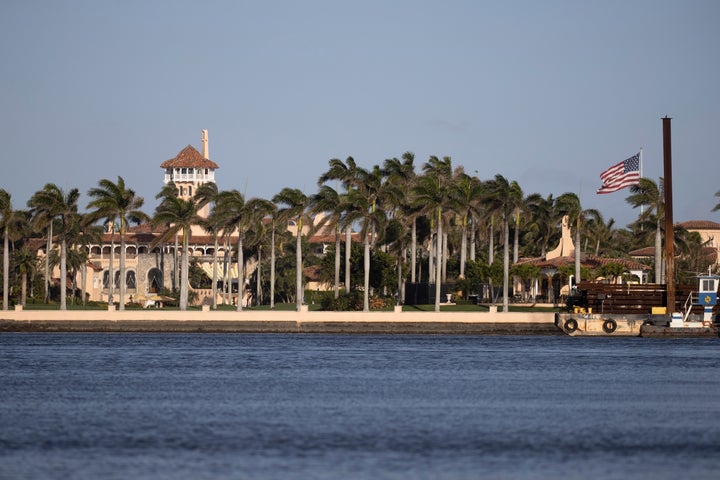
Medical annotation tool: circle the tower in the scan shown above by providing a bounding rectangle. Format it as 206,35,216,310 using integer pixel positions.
160,130,219,218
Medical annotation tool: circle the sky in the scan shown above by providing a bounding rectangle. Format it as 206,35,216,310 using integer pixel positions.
1,0,719,229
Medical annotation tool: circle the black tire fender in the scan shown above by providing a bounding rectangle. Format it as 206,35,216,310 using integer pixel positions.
602,319,618,334
564,318,578,333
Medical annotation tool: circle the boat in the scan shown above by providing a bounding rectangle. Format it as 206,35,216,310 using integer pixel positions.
555,274,719,337
556,118,719,338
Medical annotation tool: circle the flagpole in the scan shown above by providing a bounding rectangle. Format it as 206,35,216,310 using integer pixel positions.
639,147,644,217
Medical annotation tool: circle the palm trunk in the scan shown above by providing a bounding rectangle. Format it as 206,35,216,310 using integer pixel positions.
345,225,351,293
513,214,520,263
45,222,52,303
470,216,476,262
2,228,8,310
81,261,87,307
654,223,662,283
109,230,115,305
71,268,77,305
256,245,262,306
270,227,276,309
442,232,448,283
223,233,230,305
411,218,417,283
60,239,67,310
434,209,443,313
460,217,467,278
512,214,520,305
575,215,581,282
180,231,189,310
363,227,370,312
334,226,340,299
119,231,126,311
21,271,27,306
502,215,510,313
174,234,179,292
397,250,403,306
296,222,302,311
212,235,218,309
428,234,434,286
237,229,244,312
488,218,494,265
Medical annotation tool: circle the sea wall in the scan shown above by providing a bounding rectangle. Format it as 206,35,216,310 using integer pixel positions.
0,309,559,334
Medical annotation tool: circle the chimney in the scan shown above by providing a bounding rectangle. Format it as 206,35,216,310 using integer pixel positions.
201,129,209,159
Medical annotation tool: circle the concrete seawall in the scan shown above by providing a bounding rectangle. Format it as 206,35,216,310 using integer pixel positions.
0,309,560,335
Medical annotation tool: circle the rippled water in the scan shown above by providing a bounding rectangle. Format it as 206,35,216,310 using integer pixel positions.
1,333,719,479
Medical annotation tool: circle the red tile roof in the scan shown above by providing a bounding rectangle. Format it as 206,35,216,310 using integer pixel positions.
629,247,655,257
160,145,219,169
679,220,720,230
517,254,650,271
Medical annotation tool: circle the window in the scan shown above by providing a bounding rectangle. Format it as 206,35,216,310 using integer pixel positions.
188,185,193,196
126,271,136,289
148,268,163,294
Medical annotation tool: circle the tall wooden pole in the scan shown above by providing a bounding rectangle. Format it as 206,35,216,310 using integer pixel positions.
662,116,675,312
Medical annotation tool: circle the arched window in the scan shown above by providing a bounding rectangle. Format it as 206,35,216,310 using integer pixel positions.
126,270,136,289
188,185,193,196
147,268,163,294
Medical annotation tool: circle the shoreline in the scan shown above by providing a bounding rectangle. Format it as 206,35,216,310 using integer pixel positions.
0,309,560,334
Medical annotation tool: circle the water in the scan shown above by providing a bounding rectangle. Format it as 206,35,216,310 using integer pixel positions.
1,334,719,480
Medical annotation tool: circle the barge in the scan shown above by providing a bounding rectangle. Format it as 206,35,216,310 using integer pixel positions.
555,275,719,337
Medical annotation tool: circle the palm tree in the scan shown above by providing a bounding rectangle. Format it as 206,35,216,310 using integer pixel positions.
273,188,313,311
5,209,34,306
524,193,558,258
0,189,12,310
152,195,200,310
242,197,274,307
626,178,663,283
319,157,360,293
584,211,616,256
511,187,529,264
73,214,103,307
155,182,182,292
28,184,80,310
194,183,220,308
264,200,282,309
448,169,483,279
28,184,61,303
309,184,344,299
413,156,453,312
484,175,523,312
12,246,37,306
216,190,274,311
87,177,147,310
382,152,418,300
341,165,389,311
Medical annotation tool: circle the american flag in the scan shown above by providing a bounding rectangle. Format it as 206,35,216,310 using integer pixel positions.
596,153,640,194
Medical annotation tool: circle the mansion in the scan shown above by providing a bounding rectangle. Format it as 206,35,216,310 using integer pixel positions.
31,130,720,307
59,130,339,307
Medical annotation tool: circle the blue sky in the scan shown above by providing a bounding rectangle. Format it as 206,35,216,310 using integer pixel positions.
1,0,718,228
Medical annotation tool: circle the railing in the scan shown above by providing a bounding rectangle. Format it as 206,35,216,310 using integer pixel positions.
683,291,698,322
